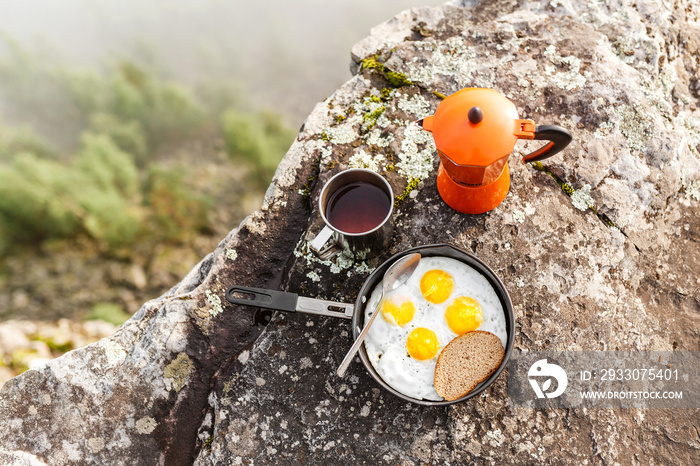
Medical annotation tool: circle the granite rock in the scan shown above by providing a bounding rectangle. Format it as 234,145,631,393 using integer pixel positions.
1,0,699,464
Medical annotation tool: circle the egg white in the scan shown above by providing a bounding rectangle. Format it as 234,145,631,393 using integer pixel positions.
363,256,508,401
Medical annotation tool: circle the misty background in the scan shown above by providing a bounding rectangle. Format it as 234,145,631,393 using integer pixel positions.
1,0,443,141
0,0,442,380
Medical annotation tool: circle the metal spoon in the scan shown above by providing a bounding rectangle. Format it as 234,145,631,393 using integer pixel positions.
336,252,421,378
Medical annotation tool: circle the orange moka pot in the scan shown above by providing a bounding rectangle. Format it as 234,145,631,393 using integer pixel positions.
419,88,572,214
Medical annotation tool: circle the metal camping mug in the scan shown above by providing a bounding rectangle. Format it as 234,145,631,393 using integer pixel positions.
309,169,393,260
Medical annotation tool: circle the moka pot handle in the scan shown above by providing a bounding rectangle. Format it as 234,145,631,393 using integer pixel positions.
521,125,572,163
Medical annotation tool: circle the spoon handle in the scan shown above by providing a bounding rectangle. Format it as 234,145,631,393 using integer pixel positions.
336,295,384,378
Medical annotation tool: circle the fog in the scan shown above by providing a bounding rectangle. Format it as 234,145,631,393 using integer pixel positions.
0,0,444,128
0,0,446,329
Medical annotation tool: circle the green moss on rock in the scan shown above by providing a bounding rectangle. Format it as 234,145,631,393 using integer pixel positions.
360,55,385,71
299,174,318,200
394,177,421,207
386,71,412,88
359,55,413,89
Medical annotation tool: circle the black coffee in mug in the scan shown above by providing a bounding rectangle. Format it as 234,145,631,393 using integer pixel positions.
326,181,392,234
310,168,394,260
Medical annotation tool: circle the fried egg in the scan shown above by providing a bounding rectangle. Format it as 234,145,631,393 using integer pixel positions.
363,256,508,401
420,269,454,304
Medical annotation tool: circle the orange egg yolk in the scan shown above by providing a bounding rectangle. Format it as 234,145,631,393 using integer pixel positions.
444,296,484,335
420,269,454,304
406,327,439,360
381,297,416,327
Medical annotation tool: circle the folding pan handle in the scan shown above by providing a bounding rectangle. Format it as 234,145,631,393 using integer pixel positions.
226,286,298,313
225,285,354,319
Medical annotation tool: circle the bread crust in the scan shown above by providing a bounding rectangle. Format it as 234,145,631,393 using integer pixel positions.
434,330,505,401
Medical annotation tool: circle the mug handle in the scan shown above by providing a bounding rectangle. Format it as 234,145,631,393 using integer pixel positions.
309,225,342,260
521,125,572,163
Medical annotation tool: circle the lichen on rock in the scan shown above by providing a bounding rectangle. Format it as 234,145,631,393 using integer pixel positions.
163,352,194,393
205,289,224,317
1,1,700,465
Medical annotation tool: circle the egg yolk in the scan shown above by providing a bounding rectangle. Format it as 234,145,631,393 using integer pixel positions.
420,269,454,304
381,297,415,327
406,327,439,360
445,296,484,335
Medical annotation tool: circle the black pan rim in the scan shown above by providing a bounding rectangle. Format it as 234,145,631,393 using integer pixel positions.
353,243,515,406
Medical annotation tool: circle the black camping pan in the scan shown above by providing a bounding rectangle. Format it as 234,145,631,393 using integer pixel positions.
226,243,515,406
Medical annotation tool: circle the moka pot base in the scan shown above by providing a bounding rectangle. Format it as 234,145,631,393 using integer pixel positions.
436,162,510,215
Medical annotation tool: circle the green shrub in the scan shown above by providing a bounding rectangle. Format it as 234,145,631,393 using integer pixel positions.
221,109,295,186
0,135,142,251
100,63,206,150
85,302,131,326
144,81,206,146
108,71,149,125
60,69,109,122
58,62,206,156
0,129,216,253
73,135,142,249
0,46,267,255
143,163,213,242
0,152,82,243
196,79,247,117
76,133,139,198
87,113,148,165
0,123,55,162
0,35,209,154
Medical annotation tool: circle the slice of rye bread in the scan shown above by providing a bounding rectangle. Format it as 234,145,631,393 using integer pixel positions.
434,331,505,401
